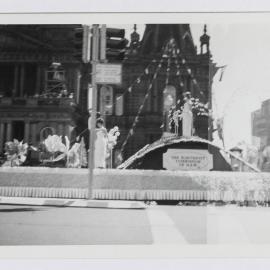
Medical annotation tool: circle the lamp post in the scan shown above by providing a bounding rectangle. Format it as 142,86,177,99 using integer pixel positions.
88,24,99,199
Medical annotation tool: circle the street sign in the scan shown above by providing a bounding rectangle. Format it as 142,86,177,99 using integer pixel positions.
96,63,122,84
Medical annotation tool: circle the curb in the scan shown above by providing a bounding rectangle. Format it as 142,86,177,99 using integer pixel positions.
0,196,147,209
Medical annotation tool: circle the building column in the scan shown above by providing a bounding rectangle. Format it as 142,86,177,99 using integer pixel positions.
13,65,19,97
35,65,41,95
31,122,37,145
20,64,25,97
76,69,81,104
24,121,30,143
0,122,4,153
38,65,45,94
6,121,12,141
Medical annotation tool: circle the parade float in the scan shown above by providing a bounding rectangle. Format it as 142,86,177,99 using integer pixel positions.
0,98,266,204
114,95,265,204
117,95,259,173
0,25,269,205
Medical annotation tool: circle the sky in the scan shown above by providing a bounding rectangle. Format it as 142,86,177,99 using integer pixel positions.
192,24,270,149
110,24,270,149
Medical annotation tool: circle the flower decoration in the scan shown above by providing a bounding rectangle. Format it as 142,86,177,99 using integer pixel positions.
44,135,66,154
40,135,88,168
168,91,209,132
2,139,28,167
107,126,121,153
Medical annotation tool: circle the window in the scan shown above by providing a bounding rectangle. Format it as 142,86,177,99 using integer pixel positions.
24,63,37,96
0,64,15,97
163,85,176,111
45,63,66,95
115,94,124,116
99,85,113,115
12,121,24,141
163,85,176,132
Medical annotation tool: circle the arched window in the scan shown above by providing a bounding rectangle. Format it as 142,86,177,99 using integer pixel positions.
163,85,176,133
100,85,113,115
45,62,66,95
163,85,176,111
40,127,55,142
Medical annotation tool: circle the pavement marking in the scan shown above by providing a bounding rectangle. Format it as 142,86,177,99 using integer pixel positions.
218,207,250,244
207,206,250,244
206,206,220,244
147,208,188,244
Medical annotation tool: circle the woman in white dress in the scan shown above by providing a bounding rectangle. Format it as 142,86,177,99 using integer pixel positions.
181,101,193,137
94,118,108,168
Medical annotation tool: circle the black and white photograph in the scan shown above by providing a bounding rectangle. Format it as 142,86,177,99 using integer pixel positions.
1,19,270,247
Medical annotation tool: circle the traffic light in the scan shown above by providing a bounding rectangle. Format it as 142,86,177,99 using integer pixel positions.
73,25,91,63
105,28,128,61
73,25,128,62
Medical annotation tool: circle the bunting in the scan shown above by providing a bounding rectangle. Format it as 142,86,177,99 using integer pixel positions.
104,58,157,111
119,56,165,155
119,40,217,158
175,52,206,99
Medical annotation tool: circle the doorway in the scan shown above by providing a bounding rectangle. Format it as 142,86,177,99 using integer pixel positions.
12,121,25,141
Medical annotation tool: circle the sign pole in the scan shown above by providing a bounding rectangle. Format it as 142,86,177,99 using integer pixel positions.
88,24,99,200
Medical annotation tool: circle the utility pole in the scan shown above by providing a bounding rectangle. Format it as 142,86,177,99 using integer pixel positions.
100,24,107,138
100,24,107,62
88,24,99,199
86,25,124,197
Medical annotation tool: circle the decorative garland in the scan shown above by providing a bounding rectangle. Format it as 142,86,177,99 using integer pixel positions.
119,56,165,155
105,59,157,111
119,37,211,157
168,91,209,133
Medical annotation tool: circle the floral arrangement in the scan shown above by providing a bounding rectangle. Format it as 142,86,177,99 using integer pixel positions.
168,92,209,132
66,137,87,168
107,126,121,156
2,139,28,167
43,135,66,155
39,135,87,168
1,126,120,168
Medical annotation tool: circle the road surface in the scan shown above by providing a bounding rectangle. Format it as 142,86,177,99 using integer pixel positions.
1,204,270,245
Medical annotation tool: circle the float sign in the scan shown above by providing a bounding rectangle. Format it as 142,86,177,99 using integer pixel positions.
163,149,213,171
96,63,122,84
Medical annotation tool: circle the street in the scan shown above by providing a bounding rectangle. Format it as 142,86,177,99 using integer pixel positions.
1,204,270,245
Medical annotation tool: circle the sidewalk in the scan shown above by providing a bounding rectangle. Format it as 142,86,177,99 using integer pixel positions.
0,196,147,209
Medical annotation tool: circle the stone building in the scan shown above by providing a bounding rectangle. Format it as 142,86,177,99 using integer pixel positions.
0,24,216,169
251,99,270,171
0,25,82,153
103,24,216,165
251,99,270,149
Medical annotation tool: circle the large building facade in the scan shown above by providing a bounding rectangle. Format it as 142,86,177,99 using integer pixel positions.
251,99,270,148
104,24,215,165
0,25,83,154
0,24,215,167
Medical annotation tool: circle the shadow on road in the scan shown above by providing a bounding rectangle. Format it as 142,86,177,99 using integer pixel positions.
0,207,43,213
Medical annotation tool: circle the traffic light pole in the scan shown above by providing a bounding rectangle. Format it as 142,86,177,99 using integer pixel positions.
87,25,125,198
88,24,99,200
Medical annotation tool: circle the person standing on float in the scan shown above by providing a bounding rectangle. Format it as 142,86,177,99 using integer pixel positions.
181,100,193,137
94,118,108,168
